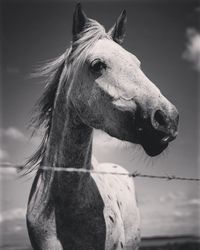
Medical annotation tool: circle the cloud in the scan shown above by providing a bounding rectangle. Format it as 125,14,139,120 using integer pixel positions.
0,127,42,146
0,161,18,179
13,225,23,232
93,129,124,148
141,205,199,237
0,208,26,223
188,198,200,205
0,126,43,167
0,148,9,160
28,134,42,147
3,127,26,141
0,166,17,175
183,28,200,71
92,129,141,165
140,191,200,236
93,129,136,154
172,210,192,218
159,191,187,203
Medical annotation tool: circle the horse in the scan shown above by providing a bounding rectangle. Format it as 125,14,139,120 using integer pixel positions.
25,3,179,250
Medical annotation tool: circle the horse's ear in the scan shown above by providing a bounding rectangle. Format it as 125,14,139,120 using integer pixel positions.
108,10,127,45
72,3,89,42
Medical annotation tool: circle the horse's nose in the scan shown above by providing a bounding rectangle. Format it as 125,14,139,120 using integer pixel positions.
151,109,179,142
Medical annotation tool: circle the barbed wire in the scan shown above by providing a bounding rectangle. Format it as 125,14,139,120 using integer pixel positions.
0,162,199,182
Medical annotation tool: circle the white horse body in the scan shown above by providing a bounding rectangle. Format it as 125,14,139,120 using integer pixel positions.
26,4,178,250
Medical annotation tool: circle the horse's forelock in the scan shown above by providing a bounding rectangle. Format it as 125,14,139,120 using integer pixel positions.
70,19,109,64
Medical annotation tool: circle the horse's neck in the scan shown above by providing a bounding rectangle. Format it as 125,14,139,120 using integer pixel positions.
28,97,93,213
44,96,93,170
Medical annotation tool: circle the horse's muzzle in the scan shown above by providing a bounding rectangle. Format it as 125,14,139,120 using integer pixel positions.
136,107,179,156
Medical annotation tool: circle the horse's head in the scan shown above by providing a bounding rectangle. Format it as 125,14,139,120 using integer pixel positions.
69,4,179,157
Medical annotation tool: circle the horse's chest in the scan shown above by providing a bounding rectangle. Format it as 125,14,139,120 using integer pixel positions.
92,170,140,250
69,165,140,249
28,166,140,250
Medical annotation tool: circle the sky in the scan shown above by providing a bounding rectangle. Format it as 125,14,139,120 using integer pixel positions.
0,0,200,244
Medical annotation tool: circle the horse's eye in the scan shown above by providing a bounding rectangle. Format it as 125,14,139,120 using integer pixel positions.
90,59,106,73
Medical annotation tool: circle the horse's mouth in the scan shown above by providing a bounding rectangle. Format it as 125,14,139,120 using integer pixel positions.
141,137,168,156
137,129,176,157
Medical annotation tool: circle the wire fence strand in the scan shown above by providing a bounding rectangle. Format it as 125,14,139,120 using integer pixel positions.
0,162,200,182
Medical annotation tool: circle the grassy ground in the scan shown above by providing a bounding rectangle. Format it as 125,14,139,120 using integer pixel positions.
0,220,199,250
140,236,200,250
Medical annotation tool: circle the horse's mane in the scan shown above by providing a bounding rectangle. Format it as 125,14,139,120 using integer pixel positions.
23,18,109,174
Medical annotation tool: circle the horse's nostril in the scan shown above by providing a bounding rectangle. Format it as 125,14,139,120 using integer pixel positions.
154,110,167,127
